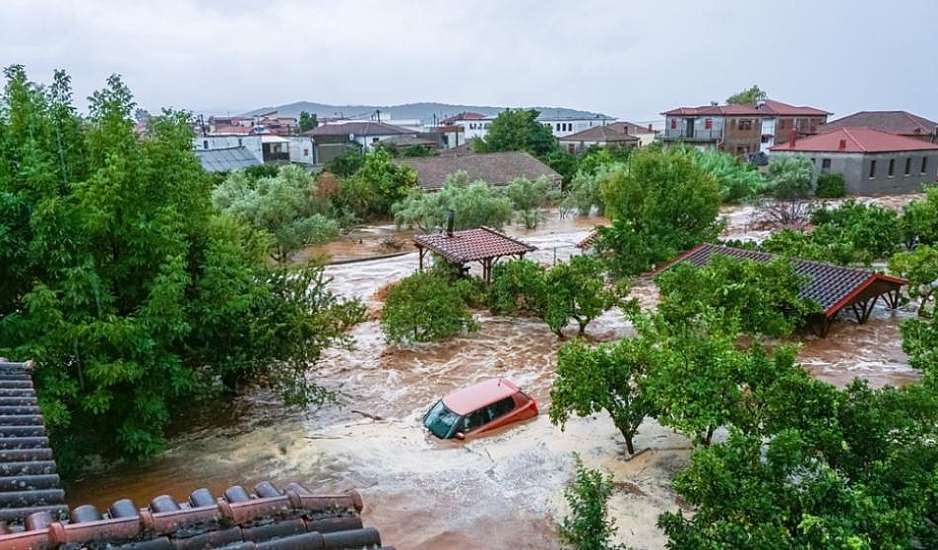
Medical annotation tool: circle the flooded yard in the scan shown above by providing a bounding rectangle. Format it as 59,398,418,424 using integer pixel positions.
65,201,922,549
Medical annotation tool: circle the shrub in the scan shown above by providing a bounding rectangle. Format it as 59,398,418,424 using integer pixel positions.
487,259,547,316
901,184,938,247
767,156,814,200
559,455,628,550
380,272,478,344
814,172,846,198
563,166,610,216
392,172,513,232
695,148,767,203
889,245,938,316
336,149,417,219
810,200,902,262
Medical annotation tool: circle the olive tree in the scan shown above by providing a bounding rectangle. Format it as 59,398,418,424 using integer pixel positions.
380,272,478,344
392,172,512,232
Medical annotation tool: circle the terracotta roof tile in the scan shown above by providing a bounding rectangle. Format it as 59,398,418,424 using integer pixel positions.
0,480,392,549
558,126,639,143
414,227,536,263
769,127,938,153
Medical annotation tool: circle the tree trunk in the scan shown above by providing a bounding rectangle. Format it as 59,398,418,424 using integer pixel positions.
624,433,635,455
702,425,715,447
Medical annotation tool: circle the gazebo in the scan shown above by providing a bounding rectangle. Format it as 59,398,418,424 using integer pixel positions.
666,243,907,336
414,226,537,283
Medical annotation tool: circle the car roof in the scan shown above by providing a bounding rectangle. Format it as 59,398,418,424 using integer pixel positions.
442,378,521,415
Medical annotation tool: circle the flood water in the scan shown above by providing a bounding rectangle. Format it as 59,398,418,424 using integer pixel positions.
65,202,922,550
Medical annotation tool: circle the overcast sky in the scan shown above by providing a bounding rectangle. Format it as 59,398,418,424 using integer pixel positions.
2,0,936,123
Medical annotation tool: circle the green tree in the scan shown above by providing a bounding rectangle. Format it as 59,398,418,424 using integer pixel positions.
656,255,819,337
726,84,767,105
562,164,611,216
0,68,364,462
543,255,626,337
890,245,938,316
506,176,553,229
392,171,513,232
550,339,653,455
901,184,938,247
594,147,722,278
475,109,557,157
559,455,629,550
767,156,815,200
545,148,578,184
212,164,340,263
487,259,547,316
380,272,478,344
337,149,417,219
325,149,364,178
298,110,318,132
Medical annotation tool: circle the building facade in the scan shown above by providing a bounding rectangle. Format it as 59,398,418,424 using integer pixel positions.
769,127,938,195
558,125,639,154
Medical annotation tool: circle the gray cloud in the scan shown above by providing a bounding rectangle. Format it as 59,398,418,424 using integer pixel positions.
1,0,936,122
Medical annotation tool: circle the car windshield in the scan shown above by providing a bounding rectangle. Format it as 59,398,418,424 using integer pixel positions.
424,400,460,439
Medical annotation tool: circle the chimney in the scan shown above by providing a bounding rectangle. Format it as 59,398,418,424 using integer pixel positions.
647,123,653,131
838,139,847,151
446,209,455,237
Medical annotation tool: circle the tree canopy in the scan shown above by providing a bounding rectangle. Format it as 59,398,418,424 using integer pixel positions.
474,109,557,158
726,84,767,105
391,171,513,232
0,67,364,463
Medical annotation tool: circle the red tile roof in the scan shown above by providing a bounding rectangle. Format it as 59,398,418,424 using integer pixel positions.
0,480,392,549
757,99,831,117
398,152,560,191
414,227,536,263
820,111,938,137
769,127,938,153
440,112,489,124
607,121,655,135
668,243,905,319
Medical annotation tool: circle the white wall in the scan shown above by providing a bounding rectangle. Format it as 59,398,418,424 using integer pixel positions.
288,136,316,165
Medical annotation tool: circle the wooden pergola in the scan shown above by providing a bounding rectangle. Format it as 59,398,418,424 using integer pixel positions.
666,243,907,337
414,226,537,283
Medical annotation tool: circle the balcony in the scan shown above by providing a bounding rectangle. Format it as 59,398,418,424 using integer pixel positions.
661,129,722,142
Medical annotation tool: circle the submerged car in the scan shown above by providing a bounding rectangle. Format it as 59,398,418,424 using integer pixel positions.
423,378,538,439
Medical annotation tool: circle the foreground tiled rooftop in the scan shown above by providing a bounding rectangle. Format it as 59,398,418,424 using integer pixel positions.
0,480,392,549
0,360,68,527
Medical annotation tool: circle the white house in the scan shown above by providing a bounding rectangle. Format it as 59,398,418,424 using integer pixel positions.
193,134,263,162
537,114,616,138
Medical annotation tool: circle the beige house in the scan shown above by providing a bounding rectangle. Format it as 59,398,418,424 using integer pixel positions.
558,125,639,154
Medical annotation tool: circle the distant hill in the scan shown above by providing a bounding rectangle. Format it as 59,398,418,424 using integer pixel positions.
241,101,609,124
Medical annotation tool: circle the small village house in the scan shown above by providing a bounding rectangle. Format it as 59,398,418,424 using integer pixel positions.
558,125,639,154
397,151,562,191
606,121,658,147
769,127,938,195
304,121,418,163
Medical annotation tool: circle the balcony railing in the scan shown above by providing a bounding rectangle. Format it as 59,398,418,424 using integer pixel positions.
661,129,722,142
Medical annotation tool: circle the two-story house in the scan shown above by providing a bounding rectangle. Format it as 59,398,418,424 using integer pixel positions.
660,104,764,156
661,99,830,157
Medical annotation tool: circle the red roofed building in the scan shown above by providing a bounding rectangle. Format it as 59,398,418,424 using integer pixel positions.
770,127,938,195
820,111,938,143
661,99,830,157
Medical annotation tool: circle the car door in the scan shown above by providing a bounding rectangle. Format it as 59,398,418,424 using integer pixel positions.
476,396,517,434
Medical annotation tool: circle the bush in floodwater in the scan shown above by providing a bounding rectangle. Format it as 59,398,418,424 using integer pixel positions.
559,454,630,550
814,172,846,198
380,272,478,344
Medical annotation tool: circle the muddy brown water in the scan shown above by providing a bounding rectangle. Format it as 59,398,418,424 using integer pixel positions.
65,204,921,550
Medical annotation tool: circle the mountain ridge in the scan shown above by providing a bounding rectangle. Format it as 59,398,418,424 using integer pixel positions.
241,101,611,124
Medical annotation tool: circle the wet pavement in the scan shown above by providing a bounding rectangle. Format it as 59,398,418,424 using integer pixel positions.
64,202,923,549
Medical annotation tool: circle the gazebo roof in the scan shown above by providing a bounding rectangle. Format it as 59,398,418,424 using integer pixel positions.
414,227,536,263
668,243,906,319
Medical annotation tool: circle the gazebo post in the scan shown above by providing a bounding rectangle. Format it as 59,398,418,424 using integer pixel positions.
418,246,425,272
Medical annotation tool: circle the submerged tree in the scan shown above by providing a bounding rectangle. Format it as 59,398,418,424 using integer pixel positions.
559,455,630,550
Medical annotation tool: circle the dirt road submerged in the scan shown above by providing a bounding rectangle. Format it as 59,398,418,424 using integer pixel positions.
66,205,920,549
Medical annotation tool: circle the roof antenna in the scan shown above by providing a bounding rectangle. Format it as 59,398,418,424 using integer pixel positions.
446,209,455,237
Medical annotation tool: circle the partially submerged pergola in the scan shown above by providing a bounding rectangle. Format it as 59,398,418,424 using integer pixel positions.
667,243,907,336
414,226,537,283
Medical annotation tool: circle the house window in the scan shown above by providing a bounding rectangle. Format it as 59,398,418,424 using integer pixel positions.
905,157,912,175
203,140,208,149
671,119,677,129
869,159,877,178
303,148,309,157
372,137,379,144
821,158,831,172
238,138,243,146
778,119,786,129
888,158,895,177
739,119,753,130
556,123,561,131
568,143,576,154
704,118,712,130
923,157,929,174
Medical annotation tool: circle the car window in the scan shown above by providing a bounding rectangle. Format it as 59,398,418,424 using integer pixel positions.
463,408,488,432
424,400,460,439
488,396,516,420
